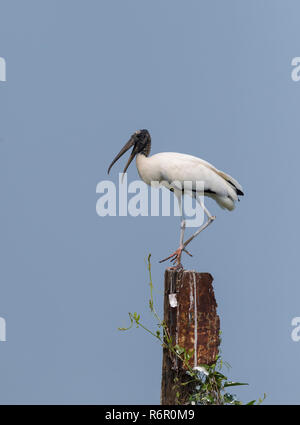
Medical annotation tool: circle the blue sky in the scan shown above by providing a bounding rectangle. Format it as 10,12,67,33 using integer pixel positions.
0,0,300,404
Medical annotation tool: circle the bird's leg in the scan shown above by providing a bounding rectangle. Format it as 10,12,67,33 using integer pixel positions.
159,194,192,269
179,218,185,248
179,219,193,256
159,224,192,269
182,197,216,250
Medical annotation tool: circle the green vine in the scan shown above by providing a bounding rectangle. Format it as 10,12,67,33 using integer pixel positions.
119,254,266,405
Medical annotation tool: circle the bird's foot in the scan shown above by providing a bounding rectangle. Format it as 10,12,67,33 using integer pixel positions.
159,246,192,269
169,263,184,271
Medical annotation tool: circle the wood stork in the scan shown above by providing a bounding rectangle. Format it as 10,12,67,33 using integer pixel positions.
108,129,244,269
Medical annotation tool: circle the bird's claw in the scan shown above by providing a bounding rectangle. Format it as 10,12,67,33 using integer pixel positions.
159,246,193,268
169,263,184,271
159,248,181,264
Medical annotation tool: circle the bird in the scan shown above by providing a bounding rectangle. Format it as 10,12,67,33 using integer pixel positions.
108,129,244,269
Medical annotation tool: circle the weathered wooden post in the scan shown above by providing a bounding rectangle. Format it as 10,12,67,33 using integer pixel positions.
161,269,220,405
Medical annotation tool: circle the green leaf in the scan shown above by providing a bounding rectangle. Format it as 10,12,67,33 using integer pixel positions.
215,371,227,379
224,381,249,388
174,344,185,355
118,312,134,331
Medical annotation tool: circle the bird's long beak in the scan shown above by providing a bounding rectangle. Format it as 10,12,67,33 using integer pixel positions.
122,150,136,175
107,137,136,175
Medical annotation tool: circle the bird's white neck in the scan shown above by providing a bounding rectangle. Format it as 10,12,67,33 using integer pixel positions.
136,153,156,185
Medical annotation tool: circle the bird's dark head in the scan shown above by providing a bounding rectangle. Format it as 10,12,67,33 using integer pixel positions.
107,129,151,175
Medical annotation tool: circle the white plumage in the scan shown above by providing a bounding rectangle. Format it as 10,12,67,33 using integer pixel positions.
136,152,243,211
